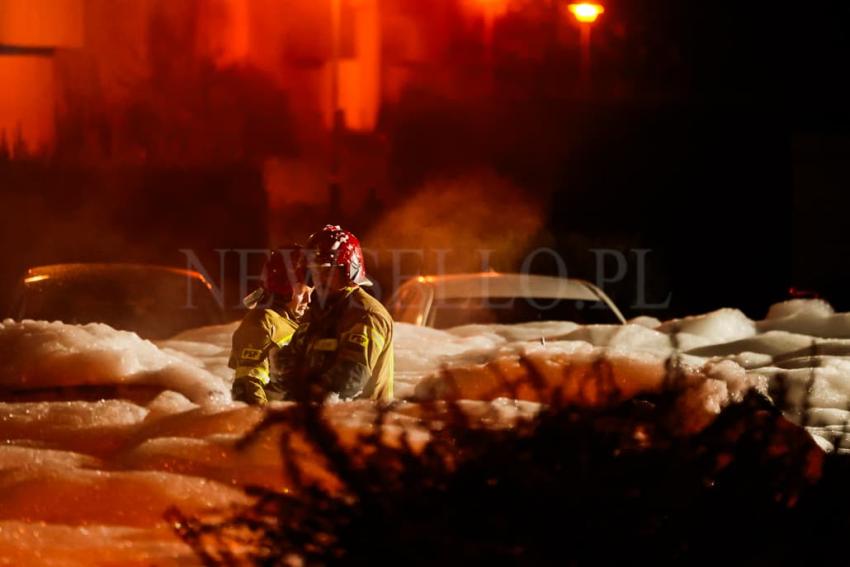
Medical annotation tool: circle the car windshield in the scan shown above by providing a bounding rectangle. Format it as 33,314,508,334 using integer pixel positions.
429,297,621,329
17,270,223,339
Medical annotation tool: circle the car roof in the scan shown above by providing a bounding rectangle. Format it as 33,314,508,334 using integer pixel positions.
23,263,213,288
412,272,602,301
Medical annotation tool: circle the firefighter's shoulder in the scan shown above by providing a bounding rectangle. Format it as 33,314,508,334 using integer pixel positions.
262,308,298,340
235,307,268,331
348,287,392,324
239,308,296,334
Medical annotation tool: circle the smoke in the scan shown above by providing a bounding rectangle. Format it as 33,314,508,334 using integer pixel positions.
366,169,546,275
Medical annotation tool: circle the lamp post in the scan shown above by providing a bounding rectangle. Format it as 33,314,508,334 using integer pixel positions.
566,3,604,92
329,0,343,217
477,0,508,53
472,0,508,89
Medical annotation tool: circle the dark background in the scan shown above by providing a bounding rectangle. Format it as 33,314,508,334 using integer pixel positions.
1,0,848,322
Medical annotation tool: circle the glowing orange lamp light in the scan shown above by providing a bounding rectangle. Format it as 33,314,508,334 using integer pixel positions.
470,0,509,18
567,3,605,24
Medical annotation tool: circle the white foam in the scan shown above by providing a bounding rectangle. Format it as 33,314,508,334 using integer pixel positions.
2,298,850,561
0,466,249,526
0,522,195,566
0,400,149,456
759,299,850,338
157,321,239,382
657,308,757,345
0,446,102,471
0,319,230,405
559,324,675,355
393,322,506,399
412,338,766,434
765,299,835,320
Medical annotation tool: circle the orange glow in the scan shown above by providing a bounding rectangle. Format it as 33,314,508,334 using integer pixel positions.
474,0,508,13
331,0,381,132
0,56,55,155
567,3,605,23
197,0,250,67
24,275,49,284
0,0,83,156
464,0,509,24
0,0,84,47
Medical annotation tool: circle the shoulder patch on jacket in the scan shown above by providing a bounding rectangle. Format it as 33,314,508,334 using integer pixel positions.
240,348,263,361
344,331,369,347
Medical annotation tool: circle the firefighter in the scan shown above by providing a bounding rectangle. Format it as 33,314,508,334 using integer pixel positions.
278,225,393,403
229,246,311,405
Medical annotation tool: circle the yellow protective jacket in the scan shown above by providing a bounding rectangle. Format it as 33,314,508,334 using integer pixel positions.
278,286,393,403
228,308,298,404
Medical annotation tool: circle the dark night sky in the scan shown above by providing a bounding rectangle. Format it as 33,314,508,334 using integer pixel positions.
542,0,850,317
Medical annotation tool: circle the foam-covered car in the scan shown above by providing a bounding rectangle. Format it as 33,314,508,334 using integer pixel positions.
388,272,626,328
12,263,224,339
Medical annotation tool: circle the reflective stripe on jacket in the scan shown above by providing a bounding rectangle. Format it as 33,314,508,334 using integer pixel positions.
228,308,298,404
279,287,393,403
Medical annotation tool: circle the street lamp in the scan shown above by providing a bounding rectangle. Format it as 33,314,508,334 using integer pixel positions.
566,3,604,92
568,2,604,23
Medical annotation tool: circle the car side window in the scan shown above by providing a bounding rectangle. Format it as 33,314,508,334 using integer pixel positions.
390,284,430,325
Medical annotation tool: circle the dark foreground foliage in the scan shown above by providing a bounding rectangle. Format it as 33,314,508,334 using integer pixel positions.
165,381,850,567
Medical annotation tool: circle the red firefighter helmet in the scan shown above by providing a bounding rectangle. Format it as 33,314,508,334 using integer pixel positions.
262,245,306,296
243,245,305,308
305,225,372,286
